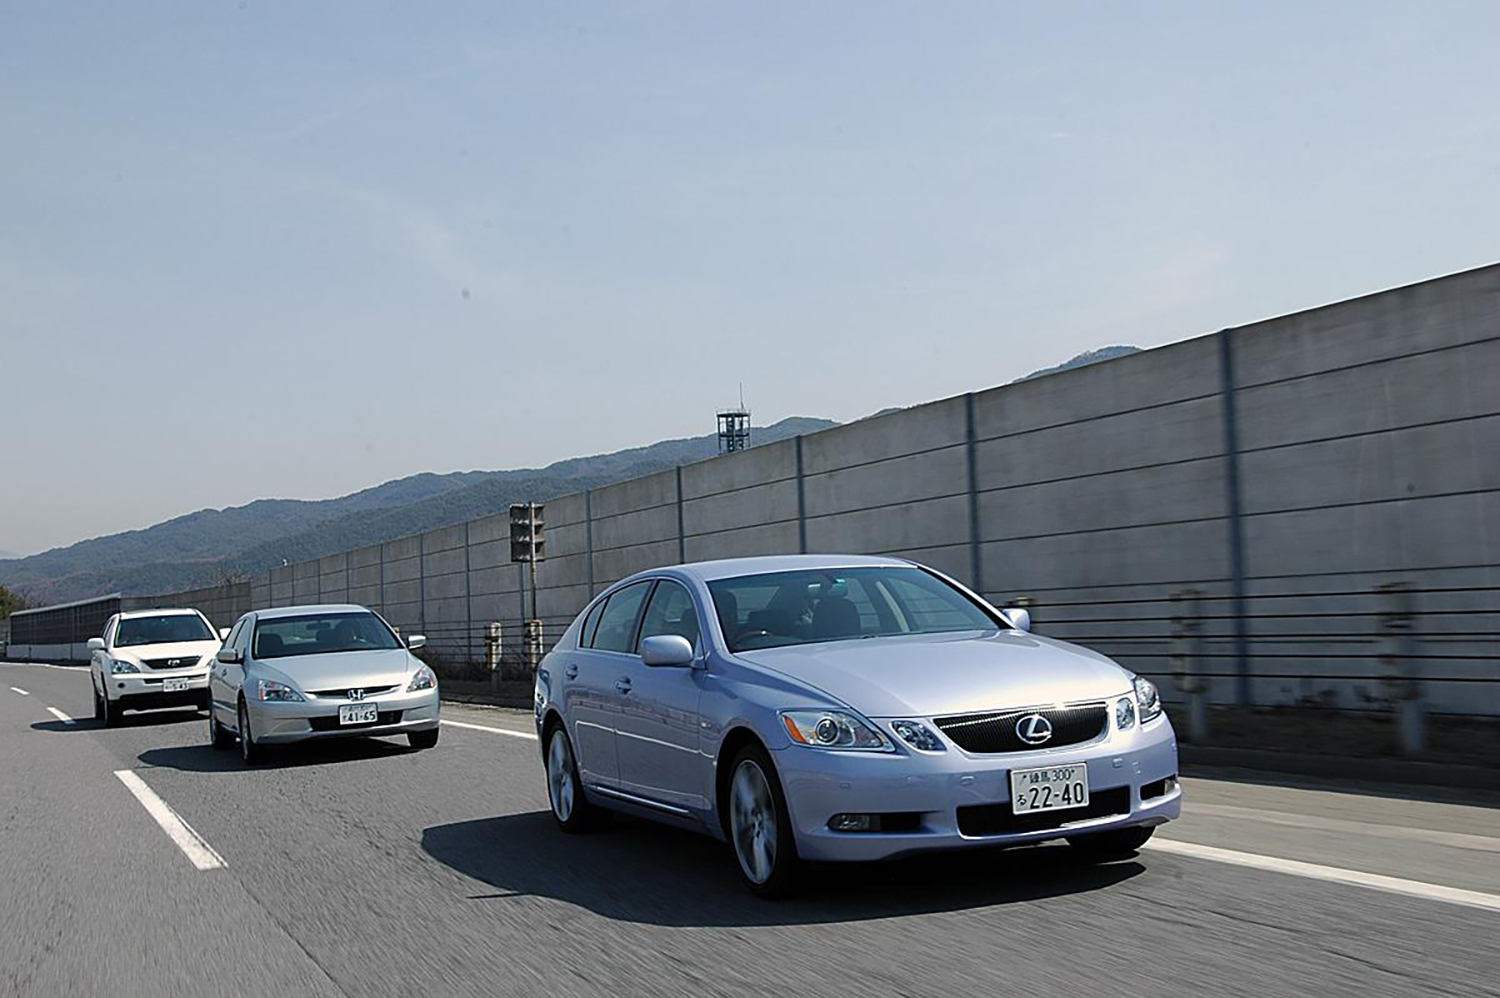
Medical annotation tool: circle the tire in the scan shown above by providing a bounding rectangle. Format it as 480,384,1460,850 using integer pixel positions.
208,704,234,750
544,726,607,833
97,685,118,728
238,699,265,765
725,744,802,898
407,728,439,750
1067,824,1155,860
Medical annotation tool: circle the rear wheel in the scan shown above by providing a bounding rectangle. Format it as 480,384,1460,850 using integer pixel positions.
1067,824,1155,860
545,726,607,832
238,700,264,765
726,745,802,898
408,728,439,750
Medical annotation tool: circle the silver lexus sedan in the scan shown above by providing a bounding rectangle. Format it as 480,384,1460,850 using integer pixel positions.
208,604,440,764
534,555,1179,896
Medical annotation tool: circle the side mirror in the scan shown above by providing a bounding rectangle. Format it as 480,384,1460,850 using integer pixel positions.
217,648,242,664
641,634,695,667
88,637,106,652
219,627,230,641
407,635,427,650
1001,607,1031,633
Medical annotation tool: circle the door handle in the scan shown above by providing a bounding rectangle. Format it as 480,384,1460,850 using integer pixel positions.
564,663,579,680
615,678,633,694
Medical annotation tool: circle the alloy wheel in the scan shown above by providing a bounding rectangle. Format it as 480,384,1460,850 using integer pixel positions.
547,732,575,822
729,760,777,885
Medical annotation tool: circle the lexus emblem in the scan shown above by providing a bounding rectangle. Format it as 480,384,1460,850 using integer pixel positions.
347,688,365,701
1016,713,1054,745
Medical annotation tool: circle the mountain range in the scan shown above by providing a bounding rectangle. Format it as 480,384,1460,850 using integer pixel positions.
0,417,835,605
1,344,1143,607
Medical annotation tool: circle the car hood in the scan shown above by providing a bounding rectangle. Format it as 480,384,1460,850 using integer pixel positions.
110,641,219,665
733,630,1133,717
253,648,419,691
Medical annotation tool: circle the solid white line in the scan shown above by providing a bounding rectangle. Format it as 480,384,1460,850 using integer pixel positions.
9,687,28,695
440,718,537,740
3,662,88,670
1149,837,1500,914
46,706,75,725
113,770,226,871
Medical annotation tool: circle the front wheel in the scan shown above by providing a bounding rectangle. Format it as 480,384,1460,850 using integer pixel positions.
207,705,233,750
726,745,802,898
96,685,117,728
407,728,439,750
545,727,607,832
238,700,265,765
1067,824,1155,860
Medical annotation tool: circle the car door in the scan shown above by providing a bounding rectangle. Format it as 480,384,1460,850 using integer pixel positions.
211,615,251,723
614,580,708,811
565,581,653,791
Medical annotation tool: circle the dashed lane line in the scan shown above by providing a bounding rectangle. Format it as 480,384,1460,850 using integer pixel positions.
9,687,28,695
45,706,75,725
1149,837,1500,914
114,770,226,871
440,718,538,739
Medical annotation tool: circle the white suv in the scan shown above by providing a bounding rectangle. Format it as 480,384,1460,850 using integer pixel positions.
90,609,223,726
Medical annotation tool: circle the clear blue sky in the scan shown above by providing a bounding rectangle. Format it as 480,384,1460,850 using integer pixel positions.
3,1,1498,556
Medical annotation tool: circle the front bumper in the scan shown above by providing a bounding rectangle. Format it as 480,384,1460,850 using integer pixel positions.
107,670,210,709
244,687,441,744
776,714,1180,862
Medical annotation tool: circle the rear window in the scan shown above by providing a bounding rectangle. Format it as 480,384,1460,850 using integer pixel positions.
252,612,402,659
114,614,214,647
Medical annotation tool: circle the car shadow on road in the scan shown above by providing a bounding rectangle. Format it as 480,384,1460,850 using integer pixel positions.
31,708,205,733
422,811,1144,927
138,736,417,773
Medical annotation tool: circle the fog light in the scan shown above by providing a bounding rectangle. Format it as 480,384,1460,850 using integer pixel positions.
829,813,876,832
1115,696,1136,730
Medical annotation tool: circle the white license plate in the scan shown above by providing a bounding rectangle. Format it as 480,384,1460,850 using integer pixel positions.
338,704,380,726
161,677,191,693
1010,763,1089,815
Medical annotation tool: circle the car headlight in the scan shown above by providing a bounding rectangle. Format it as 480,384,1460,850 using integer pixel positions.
110,658,140,674
406,665,436,692
780,710,893,751
1115,696,1136,730
1134,676,1163,723
890,719,946,752
257,679,304,702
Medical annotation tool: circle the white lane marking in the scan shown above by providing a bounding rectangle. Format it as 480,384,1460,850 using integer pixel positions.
441,718,537,740
1189,801,1500,853
9,687,28,695
46,706,76,725
113,770,226,871
1149,838,1500,914
2,662,88,670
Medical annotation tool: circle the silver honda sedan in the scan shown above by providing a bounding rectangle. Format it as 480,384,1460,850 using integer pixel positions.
208,604,440,764
534,555,1179,896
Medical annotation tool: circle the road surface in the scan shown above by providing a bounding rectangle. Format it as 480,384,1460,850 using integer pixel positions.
2,661,1496,997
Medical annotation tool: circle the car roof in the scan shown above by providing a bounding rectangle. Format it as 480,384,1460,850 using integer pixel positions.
627,553,915,585
118,608,207,620
253,604,372,620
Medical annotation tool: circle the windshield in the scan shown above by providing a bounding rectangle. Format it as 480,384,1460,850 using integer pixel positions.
252,612,402,660
114,614,214,647
708,567,1001,652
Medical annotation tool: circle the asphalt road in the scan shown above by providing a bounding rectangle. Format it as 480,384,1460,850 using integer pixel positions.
3,662,1497,998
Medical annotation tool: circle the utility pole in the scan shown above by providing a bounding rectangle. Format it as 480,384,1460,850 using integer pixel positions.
509,503,546,676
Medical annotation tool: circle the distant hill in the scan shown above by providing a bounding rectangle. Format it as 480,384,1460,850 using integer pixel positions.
1016,345,1141,382
0,416,836,604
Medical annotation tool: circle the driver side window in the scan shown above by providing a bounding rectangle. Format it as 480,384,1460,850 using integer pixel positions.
637,581,701,653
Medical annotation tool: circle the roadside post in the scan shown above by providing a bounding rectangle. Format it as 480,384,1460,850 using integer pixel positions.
1171,589,1209,743
510,503,546,676
485,621,503,693
1377,582,1423,756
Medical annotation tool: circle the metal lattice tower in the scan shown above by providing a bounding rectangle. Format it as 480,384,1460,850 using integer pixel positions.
717,407,751,454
